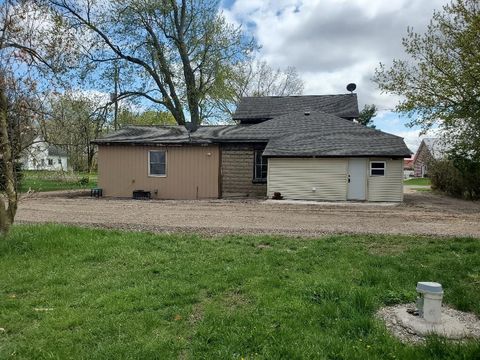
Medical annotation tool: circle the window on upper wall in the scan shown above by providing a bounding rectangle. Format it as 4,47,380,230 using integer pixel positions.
149,150,166,176
370,161,386,176
47,159,53,166
58,158,62,164
254,150,267,182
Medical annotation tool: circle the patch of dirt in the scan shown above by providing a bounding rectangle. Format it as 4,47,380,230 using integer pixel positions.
256,244,272,249
222,290,250,310
189,303,204,326
15,191,480,237
366,243,410,256
377,303,480,344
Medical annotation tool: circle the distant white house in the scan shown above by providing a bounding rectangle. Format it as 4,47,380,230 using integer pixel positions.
22,136,68,171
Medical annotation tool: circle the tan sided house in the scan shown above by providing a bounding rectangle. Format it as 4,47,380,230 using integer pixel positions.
93,94,411,201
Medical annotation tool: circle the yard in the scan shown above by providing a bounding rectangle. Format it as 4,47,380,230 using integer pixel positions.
1,225,479,359
19,171,97,193
404,178,431,186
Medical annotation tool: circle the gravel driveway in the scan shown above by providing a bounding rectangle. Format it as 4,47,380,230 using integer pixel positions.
16,190,480,238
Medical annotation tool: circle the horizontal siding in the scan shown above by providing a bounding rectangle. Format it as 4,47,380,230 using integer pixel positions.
368,159,403,202
268,158,348,201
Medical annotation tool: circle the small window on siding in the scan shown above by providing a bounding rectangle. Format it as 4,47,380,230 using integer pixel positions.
58,158,62,164
48,159,53,166
149,150,166,176
254,150,267,181
370,161,386,176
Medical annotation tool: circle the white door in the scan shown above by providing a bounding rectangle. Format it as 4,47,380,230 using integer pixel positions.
347,158,367,200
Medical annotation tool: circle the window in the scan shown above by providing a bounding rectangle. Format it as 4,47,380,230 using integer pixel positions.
149,150,166,176
370,161,386,176
254,150,267,181
48,159,53,166
58,158,62,164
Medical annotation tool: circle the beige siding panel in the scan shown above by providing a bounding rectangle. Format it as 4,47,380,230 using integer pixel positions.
367,159,403,202
97,145,219,199
267,158,348,201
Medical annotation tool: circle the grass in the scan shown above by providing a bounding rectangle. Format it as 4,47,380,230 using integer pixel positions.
404,178,432,186
1,225,480,359
19,171,98,192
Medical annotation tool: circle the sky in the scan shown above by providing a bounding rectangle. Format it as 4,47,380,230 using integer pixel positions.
220,0,449,153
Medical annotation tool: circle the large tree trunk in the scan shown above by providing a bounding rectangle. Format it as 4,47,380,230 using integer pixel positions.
0,79,18,236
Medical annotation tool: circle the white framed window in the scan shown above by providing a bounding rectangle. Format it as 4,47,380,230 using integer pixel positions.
253,150,267,182
48,159,53,166
58,158,62,164
370,161,386,176
148,150,166,177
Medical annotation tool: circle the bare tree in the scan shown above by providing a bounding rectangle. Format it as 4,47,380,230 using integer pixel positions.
0,0,70,235
210,59,304,121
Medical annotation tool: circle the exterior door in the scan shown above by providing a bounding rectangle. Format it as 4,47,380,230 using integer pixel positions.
347,158,367,200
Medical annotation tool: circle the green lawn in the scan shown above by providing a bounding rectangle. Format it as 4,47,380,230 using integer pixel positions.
404,178,432,186
19,171,97,192
1,225,479,359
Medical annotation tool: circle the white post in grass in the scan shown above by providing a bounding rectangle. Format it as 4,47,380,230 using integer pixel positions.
416,282,443,323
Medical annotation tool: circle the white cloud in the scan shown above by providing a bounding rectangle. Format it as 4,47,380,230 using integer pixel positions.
224,0,449,109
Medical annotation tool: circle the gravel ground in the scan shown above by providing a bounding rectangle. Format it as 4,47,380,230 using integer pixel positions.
15,190,480,237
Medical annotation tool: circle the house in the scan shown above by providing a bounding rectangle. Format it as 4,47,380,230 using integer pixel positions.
403,157,414,179
413,138,450,177
22,136,68,171
92,94,411,202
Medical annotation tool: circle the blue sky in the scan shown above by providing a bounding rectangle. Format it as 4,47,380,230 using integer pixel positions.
220,0,448,152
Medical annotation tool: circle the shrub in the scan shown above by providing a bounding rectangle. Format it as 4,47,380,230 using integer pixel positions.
429,158,480,200
272,192,284,200
78,176,90,185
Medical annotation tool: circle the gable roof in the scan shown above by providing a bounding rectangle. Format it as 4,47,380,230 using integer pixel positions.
48,145,68,157
233,94,359,122
219,111,411,157
422,138,451,159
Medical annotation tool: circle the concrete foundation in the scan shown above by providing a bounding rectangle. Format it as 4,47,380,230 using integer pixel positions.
377,303,480,343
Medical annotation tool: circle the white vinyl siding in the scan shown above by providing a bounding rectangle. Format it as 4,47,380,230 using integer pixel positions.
367,158,403,202
268,158,348,201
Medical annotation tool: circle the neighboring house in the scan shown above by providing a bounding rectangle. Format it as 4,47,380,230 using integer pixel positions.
413,138,450,177
22,136,68,171
92,94,411,202
404,157,414,179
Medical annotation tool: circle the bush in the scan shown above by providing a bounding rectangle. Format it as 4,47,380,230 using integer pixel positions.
429,158,480,200
78,176,90,185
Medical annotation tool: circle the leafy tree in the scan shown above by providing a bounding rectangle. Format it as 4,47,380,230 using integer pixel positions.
47,0,255,129
210,59,304,121
373,0,480,159
43,93,108,172
358,104,377,129
118,109,177,127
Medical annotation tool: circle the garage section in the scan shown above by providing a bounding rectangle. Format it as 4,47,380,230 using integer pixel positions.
267,158,348,201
